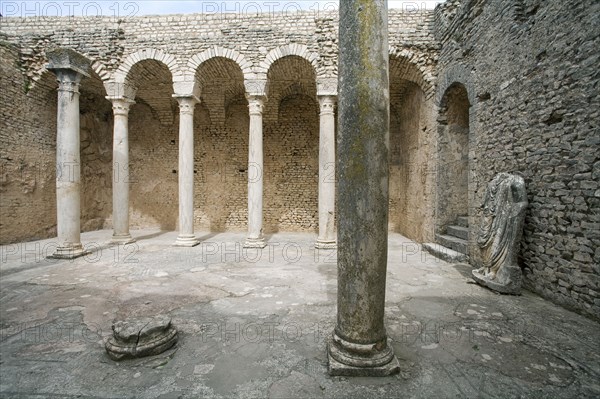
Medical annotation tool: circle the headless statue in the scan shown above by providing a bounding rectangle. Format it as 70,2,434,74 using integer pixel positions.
472,173,528,294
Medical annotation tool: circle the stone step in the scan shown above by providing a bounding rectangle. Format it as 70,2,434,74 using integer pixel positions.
456,216,469,228
436,234,469,255
422,243,468,264
447,225,469,241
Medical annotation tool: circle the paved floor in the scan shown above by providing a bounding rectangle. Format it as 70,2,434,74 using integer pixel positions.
1,229,599,398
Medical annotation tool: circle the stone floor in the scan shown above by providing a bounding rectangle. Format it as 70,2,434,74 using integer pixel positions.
1,229,599,398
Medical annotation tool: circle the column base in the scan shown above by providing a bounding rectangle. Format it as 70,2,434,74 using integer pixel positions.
327,332,400,377
48,244,90,260
173,235,200,247
243,237,266,249
315,239,337,250
110,233,136,245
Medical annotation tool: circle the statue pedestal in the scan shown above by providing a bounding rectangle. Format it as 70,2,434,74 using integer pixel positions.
472,265,522,295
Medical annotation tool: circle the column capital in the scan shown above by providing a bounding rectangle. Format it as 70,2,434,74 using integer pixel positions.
246,95,266,116
51,69,84,94
46,48,90,94
107,97,135,116
174,95,200,115
317,77,338,97
318,95,337,115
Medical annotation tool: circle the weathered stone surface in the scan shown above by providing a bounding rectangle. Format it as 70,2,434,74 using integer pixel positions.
472,173,528,295
46,48,90,77
2,229,599,397
329,0,399,377
435,0,599,318
0,8,439,246
105,316,178,361
422,242,468,263
46,63,88,260
0,0,597,320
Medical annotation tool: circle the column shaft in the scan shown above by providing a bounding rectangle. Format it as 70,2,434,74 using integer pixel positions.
50,70,87,259
174,96,200,247
110,98,135,244
316,95,337,249
328,0,399,376
244,96,266,248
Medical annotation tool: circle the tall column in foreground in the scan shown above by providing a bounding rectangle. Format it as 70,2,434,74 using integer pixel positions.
328,0,400,376
244,95,267,248
108,97,135,244
47,49,90,259
174,95,200,247
315,95,337,249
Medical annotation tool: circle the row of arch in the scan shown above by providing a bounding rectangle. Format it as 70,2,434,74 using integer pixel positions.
33,44,475,245
85,44,437,98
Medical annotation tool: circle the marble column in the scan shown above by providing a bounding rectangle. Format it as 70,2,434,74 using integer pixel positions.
244,95,266,248
47,50,90,259
316,95,337,249
174,96,200,247
108,97,135,244
328,0,400,376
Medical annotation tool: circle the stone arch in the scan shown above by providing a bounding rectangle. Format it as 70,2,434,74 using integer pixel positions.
260,44,321,76
265,92,319,233
389,46,436,98
435,64,476,107
265,54,318,120
278,83,318,105
435,80,472,256
187,47,253,81
91,60,110,82
192,54,247,124
388,47,437,242
113,48,182,83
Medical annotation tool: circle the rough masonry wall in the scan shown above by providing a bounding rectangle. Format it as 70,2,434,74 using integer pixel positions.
390,84,432,241
0,10,438,81
1,9,439,243
436,82,470,231
194,101,249,232
127,102,178,231
264,94,319,233
0,40,57,243
0,39,113,243
79,94,113,233
436,0,600,319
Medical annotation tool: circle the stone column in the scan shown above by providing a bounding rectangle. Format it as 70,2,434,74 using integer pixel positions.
108,97,135,244
47,49,90,259
174,96,200,247
244,95,266,248
316,95,337,249
328,0,400,376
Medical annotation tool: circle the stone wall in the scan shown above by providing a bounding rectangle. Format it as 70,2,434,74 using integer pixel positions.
0,9,438,82
435,0,600,319
2,2,597,319
0,39,113,243
0,39,57,243
0,9,439,244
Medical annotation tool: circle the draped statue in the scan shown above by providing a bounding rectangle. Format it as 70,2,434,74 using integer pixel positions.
472,173,528,294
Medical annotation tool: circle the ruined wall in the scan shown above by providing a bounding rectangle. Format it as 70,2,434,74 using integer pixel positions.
79,92,113,232
194,101,249,232
0,9,439,243
436,82,470,231
127,102,178,231
390,84,431,241
0,38,113,243
0,39,57,243
264,94,319,233
435,0,600,319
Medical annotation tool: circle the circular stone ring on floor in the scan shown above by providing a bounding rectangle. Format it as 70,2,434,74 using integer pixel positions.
105,315,178,361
